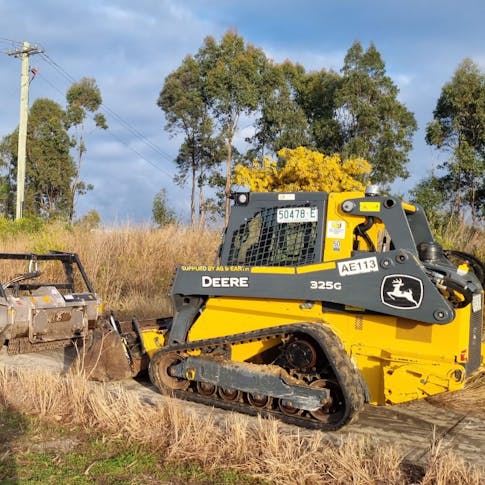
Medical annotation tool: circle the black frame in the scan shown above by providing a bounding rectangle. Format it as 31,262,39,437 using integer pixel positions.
0,251,95,299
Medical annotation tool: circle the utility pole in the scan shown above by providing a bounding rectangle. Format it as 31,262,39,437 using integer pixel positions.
8,41,42,219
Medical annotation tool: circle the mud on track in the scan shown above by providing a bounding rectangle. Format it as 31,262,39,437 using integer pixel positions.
1,347,484,470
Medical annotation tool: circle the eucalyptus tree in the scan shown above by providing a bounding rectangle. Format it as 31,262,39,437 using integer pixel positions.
247,61,310,159
409,173,449,230
65,77,107,222
0,98,73,219
152,188,176,227
294,66,343,154
247,42,417,186
158,55,222,228
195,31,269,223
426,59,485,224
161,35,418,223
0,135,15,217
336,41,417,184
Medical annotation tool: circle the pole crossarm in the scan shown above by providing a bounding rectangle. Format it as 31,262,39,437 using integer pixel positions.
6,44,43,58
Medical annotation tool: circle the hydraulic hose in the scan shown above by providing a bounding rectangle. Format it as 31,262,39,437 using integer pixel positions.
354,217,376,252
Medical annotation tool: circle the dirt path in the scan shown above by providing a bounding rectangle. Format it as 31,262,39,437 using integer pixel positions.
1,348,484,469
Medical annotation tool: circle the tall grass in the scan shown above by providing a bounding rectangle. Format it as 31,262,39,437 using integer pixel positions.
0,367,482,484
435,219,484,261
1,226,484,380
0,223,219,319
1,219,482,322
1,220,482,315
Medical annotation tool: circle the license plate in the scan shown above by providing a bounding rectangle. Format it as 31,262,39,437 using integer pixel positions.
277,207,318,223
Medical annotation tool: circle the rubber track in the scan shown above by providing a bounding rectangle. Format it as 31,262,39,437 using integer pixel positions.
149,323,365,431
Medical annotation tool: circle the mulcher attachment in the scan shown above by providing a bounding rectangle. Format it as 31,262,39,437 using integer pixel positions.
0,251,101,354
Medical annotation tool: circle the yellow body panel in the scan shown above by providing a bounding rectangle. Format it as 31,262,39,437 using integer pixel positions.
296,262,336,274
324,192,363,262
401,202,417,213
323,192,388,262
251,266,295,274
140,328,166,358
186,296,473,405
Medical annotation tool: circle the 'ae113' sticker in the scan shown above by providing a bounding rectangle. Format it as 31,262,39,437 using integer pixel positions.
337,256,378,276
381,275,423,309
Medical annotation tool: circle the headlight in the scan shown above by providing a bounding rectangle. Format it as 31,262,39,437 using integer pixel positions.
233,192,249,206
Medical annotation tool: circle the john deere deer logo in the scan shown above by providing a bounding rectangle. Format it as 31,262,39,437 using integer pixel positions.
387,278,418,305
381,275,423,309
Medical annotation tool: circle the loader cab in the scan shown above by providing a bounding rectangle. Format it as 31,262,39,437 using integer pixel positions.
220,190,481,312
221,190,435,268
221,192,327,267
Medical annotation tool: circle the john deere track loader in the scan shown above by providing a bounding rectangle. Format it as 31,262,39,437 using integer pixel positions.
97,188,484,430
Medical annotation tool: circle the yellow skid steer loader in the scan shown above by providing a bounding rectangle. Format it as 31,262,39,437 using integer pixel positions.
77,189,485,429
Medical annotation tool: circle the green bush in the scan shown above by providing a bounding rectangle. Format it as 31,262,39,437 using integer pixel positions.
0,216,45,238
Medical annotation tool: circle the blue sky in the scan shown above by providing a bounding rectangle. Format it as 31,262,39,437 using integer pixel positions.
1,0,484,224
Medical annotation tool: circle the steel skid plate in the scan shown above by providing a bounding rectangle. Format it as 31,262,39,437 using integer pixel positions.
171,355,330,411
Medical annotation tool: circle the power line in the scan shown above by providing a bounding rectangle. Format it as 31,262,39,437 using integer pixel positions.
35,67,177,180
36,72,65,97
35,72,175,179
0,37,23,51
38,51,175,164
99,103,174,163
38,50,75,82
3,42,179,183
0,37,22,43
101,126,177,180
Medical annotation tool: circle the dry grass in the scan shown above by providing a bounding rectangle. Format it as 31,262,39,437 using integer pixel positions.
0,223,219,319
437,221,484,262
427,368,485,418
0,367,482,484
0,220,482,317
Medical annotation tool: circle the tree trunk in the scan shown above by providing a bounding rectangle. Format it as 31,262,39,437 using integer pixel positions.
198,180,205,231
470,180,476,226
69,126,84,223
190,163,196,228
224,138,232,226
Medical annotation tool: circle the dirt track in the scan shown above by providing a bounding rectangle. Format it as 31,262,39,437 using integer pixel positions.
1,347,484,469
